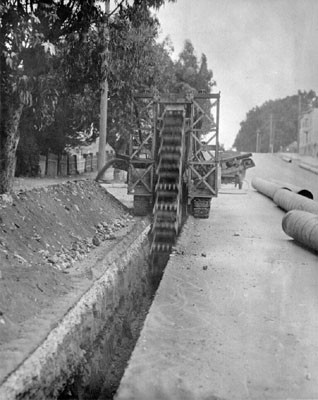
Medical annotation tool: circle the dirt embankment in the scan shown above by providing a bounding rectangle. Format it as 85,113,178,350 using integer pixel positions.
0,180,140,367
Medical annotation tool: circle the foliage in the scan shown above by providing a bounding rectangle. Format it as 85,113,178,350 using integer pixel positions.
1,1,176,178
0,0,100,107
174,40,215,93
106,10,181,150
174,40,216,135
0,0,102,192
29,27,101,154
233,91,317,152
1,0,217,188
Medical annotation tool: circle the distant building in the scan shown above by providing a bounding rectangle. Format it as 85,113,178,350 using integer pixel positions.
299,108,318,157
68,138,115,176
81,138,115,158
71,137,115,158
285,141,297,153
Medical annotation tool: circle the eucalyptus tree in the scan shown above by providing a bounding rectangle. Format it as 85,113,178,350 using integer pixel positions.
0,0,102,192
0,0,176,192
97,0,177,161
233,91,316,152
174,39,216,135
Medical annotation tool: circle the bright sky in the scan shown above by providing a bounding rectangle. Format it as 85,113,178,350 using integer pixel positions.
155,0,318,149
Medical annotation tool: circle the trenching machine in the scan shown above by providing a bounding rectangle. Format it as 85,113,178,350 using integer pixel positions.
97,91,221,270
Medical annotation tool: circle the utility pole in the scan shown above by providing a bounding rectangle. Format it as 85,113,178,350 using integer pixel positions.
269,114,274,153
256,129,260,152
297,91,301,154
98,0,110,174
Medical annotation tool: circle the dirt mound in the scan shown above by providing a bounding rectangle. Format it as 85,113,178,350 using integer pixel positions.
0,179,134,349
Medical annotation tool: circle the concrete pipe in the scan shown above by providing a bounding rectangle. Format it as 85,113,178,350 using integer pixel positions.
252,177,314,200
282,210,318,252
273,189,318,214
272,180,313,199
251,177,281,199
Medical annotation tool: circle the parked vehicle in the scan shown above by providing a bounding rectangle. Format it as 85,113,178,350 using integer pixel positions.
220,152,255,189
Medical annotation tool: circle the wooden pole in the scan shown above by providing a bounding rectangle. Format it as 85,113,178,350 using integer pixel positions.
297,91,301,154
98,0,110,174
269,114,273,153
256,129,260,152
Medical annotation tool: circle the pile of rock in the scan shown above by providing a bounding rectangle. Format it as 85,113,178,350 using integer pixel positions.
38,215,133,272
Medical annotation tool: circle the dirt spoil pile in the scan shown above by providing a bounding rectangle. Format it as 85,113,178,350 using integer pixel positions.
0,180,130,348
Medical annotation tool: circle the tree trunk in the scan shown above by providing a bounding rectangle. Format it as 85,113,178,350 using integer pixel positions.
0,103,24,194
97,0,110,174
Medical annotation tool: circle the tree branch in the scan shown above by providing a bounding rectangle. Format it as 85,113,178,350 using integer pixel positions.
108,0,126,18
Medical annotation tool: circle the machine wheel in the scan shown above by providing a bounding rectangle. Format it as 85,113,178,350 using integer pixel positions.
192,197,211,218
133,195,151,216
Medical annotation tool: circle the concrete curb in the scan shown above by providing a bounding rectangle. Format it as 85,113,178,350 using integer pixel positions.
299,162,318,175
278,153,318,174
0,226,150,399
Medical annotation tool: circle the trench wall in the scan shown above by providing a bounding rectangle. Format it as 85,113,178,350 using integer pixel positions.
0,226,151,400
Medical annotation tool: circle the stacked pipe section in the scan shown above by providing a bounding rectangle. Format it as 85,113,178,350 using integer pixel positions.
252,176,318,253
251,177,313,200
273,189,318,214
282,211,318,252
251,177,281,200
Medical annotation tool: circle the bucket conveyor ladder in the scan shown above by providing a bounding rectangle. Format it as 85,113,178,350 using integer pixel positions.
150,110,185,255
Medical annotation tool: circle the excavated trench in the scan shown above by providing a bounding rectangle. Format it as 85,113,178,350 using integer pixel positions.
54,232,168,400
0,223,169,400
0,181,178,400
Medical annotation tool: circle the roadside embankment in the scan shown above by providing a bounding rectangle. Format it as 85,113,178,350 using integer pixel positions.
0,179,157,399
1,224,152,400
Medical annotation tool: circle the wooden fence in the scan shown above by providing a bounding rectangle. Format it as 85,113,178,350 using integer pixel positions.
41,153,100,177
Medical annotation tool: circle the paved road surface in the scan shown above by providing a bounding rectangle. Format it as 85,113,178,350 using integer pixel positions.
115,154,318,400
